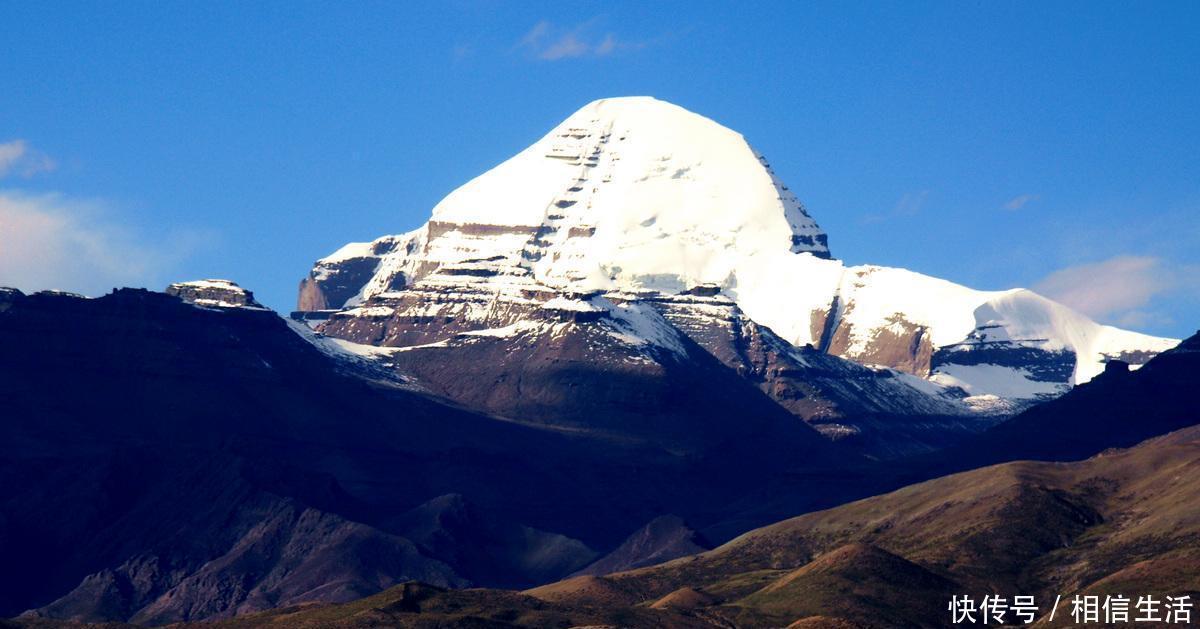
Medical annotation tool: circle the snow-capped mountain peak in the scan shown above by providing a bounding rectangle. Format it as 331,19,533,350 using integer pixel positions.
297,96,1177,405
298,96,830,311
428,96,829,275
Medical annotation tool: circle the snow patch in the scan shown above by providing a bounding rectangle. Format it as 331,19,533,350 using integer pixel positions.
461,320,547,338
173,279,242,290
596,298,689,358
286,320,399,360
541,296,604,312
340,306,397,318
931,363,1068,399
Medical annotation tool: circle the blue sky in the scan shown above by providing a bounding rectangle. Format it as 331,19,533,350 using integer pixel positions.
1,1,1197,338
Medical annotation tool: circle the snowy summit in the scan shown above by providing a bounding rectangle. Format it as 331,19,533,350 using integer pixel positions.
298,96,1178,403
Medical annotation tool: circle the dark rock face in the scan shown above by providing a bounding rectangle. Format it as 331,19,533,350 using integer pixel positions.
790,232,832,257
296,235,420,311
810,305,935,377
297,256,380,311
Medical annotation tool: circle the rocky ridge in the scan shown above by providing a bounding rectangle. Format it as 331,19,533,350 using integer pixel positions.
167,279,265,309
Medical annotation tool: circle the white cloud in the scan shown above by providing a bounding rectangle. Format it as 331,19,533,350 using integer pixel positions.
541,33,590,60
894,190,929,216
0,139,57,179
519,20,551,49
0,142,23,173
1004,193,1039,211
1033,255,1173,320
516,20,641,60
862,190,929,224
0,191,212,296
1110,309,1174,330
595,34,617,56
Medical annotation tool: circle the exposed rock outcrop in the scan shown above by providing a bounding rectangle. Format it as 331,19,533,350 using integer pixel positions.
167,279,264,309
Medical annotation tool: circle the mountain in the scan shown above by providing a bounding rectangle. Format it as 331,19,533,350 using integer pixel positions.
927,329,1200,472
566,424,1200,628
190,423,1200,628
2,96,1190,626
73,316,1193,629
386,494,598,589
0,286,584,621
571,515,709,577
0,286,893,624
296,96,1175,453
505,335,1200,626
376,290,994,457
